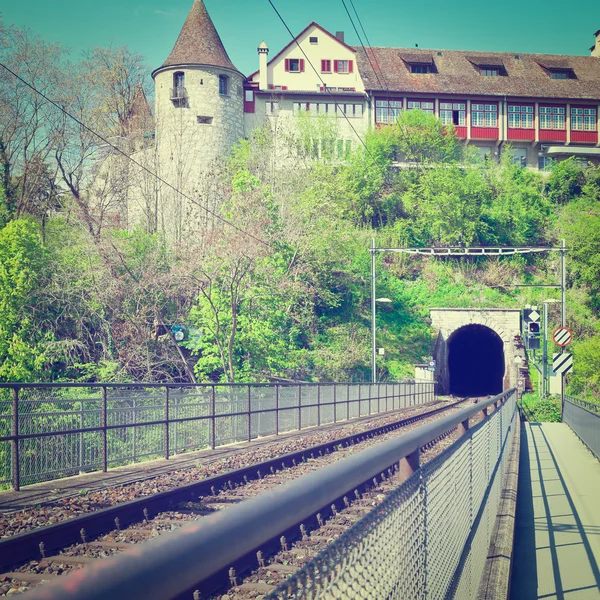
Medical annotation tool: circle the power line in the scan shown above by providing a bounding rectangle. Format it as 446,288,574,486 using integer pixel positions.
346,0,391,95
0,61,270,248
265,0,371,156
340,0,389,96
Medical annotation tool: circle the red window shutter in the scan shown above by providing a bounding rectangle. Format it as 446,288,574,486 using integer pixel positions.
334,60,339,73
320,86,324,91
321,60,327,72
285,59,290,72
349,60,354,73
282,86,288,90
300,59,305,72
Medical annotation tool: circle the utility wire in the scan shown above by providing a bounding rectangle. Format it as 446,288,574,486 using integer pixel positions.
347,0,391,95
265,0,372,156
0,61,270,248
340,0,389,96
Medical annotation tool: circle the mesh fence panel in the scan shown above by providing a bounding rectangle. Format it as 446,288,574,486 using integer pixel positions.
268,393,517,600
564,396,600,459
0,381,434,489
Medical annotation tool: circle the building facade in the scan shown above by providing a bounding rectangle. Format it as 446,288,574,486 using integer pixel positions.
136,0,600,236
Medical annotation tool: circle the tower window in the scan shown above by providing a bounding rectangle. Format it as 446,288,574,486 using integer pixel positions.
219,75,229,96
197,116,213,124
174,71,185,89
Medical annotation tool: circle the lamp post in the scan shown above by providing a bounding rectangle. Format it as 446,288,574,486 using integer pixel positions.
371,238,393,384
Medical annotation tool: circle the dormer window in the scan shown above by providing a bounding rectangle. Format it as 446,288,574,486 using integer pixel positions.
219,75,229,95
411,65,430,74
467,57,507,76
550,69,575,79
399,53,437,74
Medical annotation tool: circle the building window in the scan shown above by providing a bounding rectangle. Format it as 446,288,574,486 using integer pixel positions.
510,147,528,167
540,106,565,130
310,36,318,44
334,60,353,73
440,102,466,126
407,100,434,114
266,101,279,116
219,75,228,95
321,60,332,73
375,100,402,123
174,71,185,89
244,90,254,102
571,107,597,131
472,104,498,127
411,65,429,74
197,116,213,124
508,105,534,129
481,68,499,77
551,71,569,79
285,58,304,72
538,155,554,171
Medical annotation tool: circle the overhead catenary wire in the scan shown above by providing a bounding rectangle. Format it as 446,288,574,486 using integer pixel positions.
0,61,270,248
265,0,372,156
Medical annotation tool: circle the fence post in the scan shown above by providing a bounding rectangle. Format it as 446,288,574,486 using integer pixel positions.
298,385,302,432
101,386,108,473
132,397,137,462
358,384,361,418
275,385,279,436
317,385,321,427
346,384,350,421
211,386,216,449
247,385,252,442
164,387,170,460
79,399,84,472
333,385,337,424
11,387,20,491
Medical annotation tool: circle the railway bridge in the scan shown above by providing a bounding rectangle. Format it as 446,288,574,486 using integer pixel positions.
0,378,598,600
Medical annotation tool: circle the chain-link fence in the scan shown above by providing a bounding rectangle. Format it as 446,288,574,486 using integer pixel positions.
564,395,600,460
267,391,517,600
0,381,434,490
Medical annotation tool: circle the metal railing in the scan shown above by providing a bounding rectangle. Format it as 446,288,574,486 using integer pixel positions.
21,389,516,600
0,381,434,490
169,86,187,100
269,390,517,599
564,395,600,459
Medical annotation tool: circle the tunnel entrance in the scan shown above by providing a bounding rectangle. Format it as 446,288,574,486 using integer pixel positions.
448,324,505,397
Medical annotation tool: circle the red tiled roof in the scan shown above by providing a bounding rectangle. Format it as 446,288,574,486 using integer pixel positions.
355,47,600,100
156,0,238,74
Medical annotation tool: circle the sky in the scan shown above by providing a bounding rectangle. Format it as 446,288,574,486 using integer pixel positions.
1,0,599,78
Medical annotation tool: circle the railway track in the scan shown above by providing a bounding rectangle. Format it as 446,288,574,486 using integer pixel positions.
0,397,476,597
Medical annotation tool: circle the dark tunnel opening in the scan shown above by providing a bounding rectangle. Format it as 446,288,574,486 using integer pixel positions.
448,324,505,397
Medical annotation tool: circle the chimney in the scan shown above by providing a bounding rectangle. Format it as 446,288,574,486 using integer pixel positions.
591,30,600,57
336,31,345,43
258,41,269,90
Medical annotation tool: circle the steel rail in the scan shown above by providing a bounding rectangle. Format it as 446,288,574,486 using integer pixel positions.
21,391,513,600
0,399,458,572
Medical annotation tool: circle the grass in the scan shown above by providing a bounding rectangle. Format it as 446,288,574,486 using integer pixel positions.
521,392,562,422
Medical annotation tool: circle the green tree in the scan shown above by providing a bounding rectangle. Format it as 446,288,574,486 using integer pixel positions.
0,219,50,380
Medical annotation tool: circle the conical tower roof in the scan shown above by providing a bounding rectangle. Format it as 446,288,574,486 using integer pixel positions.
156,0,239,74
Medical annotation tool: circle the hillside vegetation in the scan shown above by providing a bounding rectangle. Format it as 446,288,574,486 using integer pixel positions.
1,25,599,399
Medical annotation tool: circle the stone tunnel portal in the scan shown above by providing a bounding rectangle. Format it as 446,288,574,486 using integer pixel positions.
448,324,505,397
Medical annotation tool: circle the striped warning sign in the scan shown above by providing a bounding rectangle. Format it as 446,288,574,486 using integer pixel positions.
553,327,573,347
553,352,573,376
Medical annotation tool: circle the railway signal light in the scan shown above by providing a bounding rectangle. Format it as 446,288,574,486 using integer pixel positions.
528,322,540,335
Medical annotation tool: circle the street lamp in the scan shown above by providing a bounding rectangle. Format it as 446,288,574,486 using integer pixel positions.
372,297,392,384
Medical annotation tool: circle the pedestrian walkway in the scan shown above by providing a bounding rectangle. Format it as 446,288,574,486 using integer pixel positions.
511,422,600,599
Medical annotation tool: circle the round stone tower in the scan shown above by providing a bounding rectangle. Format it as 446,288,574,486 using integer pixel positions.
151,0,245,238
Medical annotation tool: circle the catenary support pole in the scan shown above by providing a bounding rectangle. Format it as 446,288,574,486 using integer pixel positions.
561,238,566,419
371,238,377,384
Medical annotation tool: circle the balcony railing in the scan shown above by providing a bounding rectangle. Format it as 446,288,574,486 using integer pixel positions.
170,87,187,101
